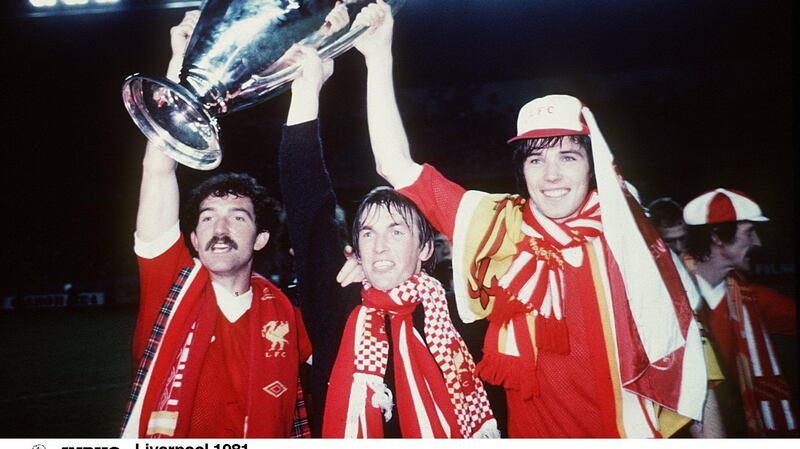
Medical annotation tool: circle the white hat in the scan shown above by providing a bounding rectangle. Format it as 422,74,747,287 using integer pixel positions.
508,94,589,143
683,188,769,225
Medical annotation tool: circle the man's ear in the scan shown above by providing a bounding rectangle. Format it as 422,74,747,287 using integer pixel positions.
190,231,200,252
710,232,724,247
418,240,434,263
254,231,270,251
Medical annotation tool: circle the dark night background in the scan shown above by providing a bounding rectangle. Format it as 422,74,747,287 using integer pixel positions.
0,0,794,437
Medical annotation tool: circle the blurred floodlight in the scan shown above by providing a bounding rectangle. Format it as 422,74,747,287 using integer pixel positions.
29,0,58,7
24,0,201,17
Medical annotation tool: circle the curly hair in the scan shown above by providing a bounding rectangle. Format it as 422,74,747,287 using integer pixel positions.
184,172,283,236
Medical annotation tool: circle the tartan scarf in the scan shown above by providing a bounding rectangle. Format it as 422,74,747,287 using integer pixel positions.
122,267,305,438
689,265,798,436
323,272,497,438
121,265,193,434
493,190,602,353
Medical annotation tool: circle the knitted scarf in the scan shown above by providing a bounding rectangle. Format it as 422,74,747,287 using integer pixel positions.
323,272,497,438
496,191,602,353
475,191,607,398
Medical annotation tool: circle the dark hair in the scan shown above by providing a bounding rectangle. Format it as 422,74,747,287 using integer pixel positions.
685,221,739,261
511,135,594,197
352,186,437,272
184,172,283,236
647,197,685,228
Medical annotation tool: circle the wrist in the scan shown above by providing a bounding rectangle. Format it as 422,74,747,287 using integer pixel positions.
364,51,392,70
143,142,178,173
166,56,184,82
286,92,320,126
290,85,322,106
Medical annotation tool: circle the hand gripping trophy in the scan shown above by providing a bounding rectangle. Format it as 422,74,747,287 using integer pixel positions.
122,0,404,170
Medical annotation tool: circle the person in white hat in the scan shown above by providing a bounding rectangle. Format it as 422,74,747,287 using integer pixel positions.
345,0,709,438
682,188,797,437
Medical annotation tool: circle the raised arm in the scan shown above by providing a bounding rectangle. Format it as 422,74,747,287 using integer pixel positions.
286,46,334,126
278,41,363,435
353,0,422,188
135,11,199,242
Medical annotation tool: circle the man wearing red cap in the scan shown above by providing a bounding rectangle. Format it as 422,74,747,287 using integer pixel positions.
349,1,708,438
683,188,797,437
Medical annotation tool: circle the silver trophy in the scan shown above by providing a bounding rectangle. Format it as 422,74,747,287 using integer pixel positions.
122,0,403,170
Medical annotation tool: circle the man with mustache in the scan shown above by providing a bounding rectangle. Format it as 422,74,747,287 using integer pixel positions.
276,39,498,437
120,11,311,438
349,0,709,438
682,188,797,437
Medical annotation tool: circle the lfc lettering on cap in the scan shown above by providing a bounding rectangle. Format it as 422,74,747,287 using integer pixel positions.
528,105,556,117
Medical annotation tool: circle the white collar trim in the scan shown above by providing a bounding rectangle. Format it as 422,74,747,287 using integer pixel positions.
212,282,253,323
695,275,726,310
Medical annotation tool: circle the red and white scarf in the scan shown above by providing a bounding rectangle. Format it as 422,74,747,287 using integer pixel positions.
323,272,497,438
690,268,799,436
495,191,602,353
725,275,798,436
124,267,306,438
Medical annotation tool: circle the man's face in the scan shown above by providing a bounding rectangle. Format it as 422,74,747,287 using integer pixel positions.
433,233,452,263
357,204,432,291
190,194,269,277
719,222,761,272
523,139,592,221
658,222,688,254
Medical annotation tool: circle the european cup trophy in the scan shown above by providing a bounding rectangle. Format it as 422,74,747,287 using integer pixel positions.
122,0,404,170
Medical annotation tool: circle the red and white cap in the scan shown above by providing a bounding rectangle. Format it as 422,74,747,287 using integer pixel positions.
683,188,769,225
507,94,590,143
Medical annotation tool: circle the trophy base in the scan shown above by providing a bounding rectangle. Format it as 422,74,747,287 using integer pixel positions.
122,75,221,170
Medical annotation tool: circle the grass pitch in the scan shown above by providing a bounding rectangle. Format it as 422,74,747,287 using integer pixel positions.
0,306,136,437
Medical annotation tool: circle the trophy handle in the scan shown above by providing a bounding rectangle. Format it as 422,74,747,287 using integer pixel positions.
317,22,371,60
122,75,222,170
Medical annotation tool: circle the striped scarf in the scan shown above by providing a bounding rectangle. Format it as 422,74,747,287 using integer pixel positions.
493,191,602,353
323,272,497,438
699,270,798,436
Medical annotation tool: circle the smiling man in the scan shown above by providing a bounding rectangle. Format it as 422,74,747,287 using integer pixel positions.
277,41,497,437
682,188,797,437
350,0,708,438
120,12,311,438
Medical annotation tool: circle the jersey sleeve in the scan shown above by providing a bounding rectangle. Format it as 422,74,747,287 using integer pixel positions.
751,284,796,335
133,224,193,361
398,163,467,241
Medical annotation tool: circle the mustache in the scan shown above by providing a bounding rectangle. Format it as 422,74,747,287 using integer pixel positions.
205,235,238,251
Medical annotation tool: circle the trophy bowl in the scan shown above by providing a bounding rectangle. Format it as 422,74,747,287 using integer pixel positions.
122,0,404,170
